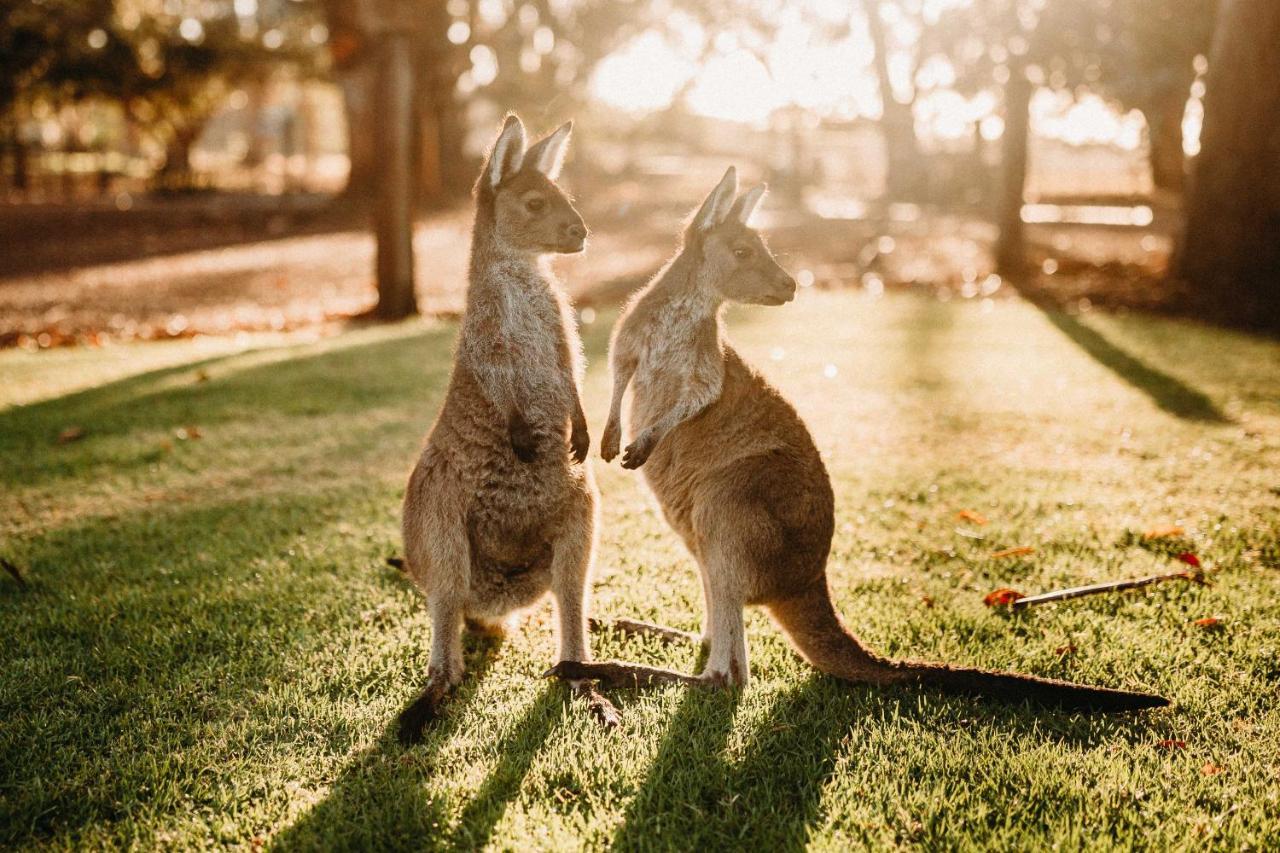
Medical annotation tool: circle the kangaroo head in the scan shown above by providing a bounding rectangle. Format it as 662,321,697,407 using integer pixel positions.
478,114,587,255
685,166,796,306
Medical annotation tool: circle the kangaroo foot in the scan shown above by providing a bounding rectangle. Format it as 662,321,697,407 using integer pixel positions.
545,659,703,689
397,679,454,745
589,617,700,646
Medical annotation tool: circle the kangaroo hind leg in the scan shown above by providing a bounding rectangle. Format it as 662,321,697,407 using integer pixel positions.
398,506,470,745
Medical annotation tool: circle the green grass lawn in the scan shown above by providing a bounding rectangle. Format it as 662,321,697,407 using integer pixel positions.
2,290,1278,850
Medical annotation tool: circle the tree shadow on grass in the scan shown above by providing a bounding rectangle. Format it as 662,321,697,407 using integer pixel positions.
1010,281,1230,423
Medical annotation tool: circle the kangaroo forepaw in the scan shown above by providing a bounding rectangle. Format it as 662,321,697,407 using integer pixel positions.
621,436,654,469
600,422,621,462
570,421,590,464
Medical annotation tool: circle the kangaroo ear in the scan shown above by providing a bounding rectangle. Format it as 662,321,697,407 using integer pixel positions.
730,184,766,226
691,166,738,232
486,114,527,188
524,121,572,180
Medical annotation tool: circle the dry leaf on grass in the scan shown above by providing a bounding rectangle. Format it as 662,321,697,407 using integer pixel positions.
56,426,86,444
1055,643,1077,657
175,425,202,441
957,509,989,525
1177,551,1202,568
1193,617,1223,630
992,546,1036,559
1201,762,1225,776
983,587,1025,607
1156,739,1186,750
1143,525,1185,540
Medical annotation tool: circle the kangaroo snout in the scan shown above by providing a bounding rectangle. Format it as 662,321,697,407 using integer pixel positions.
559,218,588,252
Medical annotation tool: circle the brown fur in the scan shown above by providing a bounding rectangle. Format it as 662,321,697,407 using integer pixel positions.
599,167,1168,712
398,115,598,742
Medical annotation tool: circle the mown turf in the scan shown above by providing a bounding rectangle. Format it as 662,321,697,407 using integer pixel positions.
2,290,1278,850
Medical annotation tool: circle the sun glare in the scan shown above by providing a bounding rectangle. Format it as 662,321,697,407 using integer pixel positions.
590,5,1158,152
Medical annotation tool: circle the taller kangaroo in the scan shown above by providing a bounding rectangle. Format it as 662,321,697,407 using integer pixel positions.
399,115,598,743
556,167,1167,713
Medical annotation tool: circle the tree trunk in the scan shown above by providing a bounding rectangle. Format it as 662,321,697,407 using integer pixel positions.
1175,0,1280,330
1146,88,1188,195
995,64,1032,277
339,64,379,199
861,0,923,200
373,30,418,319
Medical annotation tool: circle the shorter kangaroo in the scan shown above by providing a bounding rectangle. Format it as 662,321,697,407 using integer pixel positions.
399,115,606,743
554,167,1168,713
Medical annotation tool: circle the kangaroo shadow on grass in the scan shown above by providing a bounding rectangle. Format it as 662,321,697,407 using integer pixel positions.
607,666,1169,852
1008,279,1230,423
273,675,569,853
611,679,850,852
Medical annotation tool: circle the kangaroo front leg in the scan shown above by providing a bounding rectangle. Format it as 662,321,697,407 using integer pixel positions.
398,595,464,744
622,370,722,469
601,352,636,462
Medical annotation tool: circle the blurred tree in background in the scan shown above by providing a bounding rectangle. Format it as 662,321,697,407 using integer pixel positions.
1,0,324,189
1,0,1274,328
1176,0,1280,330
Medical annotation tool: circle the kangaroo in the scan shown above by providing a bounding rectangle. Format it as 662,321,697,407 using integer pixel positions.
552,167,1168,713
398,115,604,744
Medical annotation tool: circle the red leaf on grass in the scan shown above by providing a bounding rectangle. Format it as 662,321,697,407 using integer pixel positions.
1156,739,1186,750
56,426,86,444
1177,552,1202,568
983,587,1024,607
957,509,989,525
1193,617,1223,630
992,546,1036,559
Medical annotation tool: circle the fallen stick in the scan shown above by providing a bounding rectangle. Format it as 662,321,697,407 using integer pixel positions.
588,617,699,646
1010,569,1207,609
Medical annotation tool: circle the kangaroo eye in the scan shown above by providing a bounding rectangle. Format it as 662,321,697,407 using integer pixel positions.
734,247,752,260
526,197,546,213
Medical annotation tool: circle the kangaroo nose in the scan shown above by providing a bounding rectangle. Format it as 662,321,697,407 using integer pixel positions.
565,222,586,241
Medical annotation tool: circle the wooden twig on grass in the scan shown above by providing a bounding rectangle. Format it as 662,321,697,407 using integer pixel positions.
1010,568,1208,609
588,617,699,646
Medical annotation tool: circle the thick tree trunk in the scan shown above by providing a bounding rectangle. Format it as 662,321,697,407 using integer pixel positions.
373,30,418,319
1146,88,1188,195
339,64,379,199
1175,0,1280,330
995,65,1032,277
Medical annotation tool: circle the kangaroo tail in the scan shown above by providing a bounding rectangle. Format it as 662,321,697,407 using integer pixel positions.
768,582,1168,713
